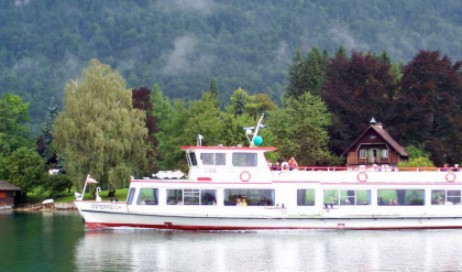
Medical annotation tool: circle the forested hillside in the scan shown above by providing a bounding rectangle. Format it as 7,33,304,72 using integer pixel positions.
2,0,462,133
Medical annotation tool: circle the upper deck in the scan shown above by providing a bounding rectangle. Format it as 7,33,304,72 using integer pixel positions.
144,145,462,185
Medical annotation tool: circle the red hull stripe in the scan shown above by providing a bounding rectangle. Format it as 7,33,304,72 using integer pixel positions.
197,177,212,181
85,222,462,231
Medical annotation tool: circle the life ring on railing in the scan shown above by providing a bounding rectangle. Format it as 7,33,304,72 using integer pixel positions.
446,172,456,183
240,171,251,182
357,171,368,182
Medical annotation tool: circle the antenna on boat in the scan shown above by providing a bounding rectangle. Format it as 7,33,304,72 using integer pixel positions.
246,114,265,147
197,134,204,146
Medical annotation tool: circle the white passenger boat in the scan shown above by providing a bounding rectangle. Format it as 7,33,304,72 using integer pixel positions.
74,119,462,230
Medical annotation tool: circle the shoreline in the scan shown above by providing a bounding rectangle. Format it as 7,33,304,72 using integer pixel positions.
13,202,76,211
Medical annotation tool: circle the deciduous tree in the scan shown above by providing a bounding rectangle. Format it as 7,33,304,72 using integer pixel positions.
266,92,334,165
321,51,396,155
0,94,32,178
391,50,462,165
53,59,149,189
4,147,44,197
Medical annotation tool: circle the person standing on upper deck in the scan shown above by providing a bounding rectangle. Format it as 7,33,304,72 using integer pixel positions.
288,157,299,171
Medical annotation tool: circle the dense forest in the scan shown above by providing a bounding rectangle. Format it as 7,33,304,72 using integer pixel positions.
2,0,462,134
1,0,462,200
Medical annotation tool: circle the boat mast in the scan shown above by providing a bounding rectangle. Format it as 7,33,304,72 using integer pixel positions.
248,114,264,147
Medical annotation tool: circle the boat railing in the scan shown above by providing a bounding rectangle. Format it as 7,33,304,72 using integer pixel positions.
278,166,451,172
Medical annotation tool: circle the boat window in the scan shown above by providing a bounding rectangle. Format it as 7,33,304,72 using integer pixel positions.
377,189,424,206
184,189,200,205
167,189,217,205
232,153,257,167
431,190,461,205
167,189,183,205
323,189,371,205
201,190,217,205
137,188,158,205
297,189,315,206
127,188,136,205
187,152,197,166
224,189,274,206
200,153,226,166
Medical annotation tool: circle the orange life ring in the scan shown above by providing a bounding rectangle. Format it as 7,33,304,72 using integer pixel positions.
446,172,456,183
240,171,251,182
357,171,368,182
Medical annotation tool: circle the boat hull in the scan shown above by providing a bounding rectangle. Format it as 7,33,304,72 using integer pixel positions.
76,202,462,231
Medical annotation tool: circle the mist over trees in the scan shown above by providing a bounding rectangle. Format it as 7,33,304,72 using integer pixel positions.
1,1,462,198
2,0,462,134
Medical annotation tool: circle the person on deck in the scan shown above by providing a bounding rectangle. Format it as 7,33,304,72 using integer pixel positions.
288,157,299,171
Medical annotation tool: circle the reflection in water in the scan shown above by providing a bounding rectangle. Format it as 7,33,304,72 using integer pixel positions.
75,229,462,272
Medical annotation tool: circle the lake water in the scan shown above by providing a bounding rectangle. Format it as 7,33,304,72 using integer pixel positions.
1,210,462,272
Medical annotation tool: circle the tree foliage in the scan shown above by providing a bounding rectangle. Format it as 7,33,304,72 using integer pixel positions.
266,92,333,165
321,51,396,155
132,86,158,173
52,59,150,189
0,93,31,156
285,47,328,98
2,0,462,134
390,50,462,166
397,145,434,167
36,96,59,165
0,93,32,178
4,147,44,196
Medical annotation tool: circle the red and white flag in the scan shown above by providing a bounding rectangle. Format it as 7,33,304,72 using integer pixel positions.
86,175,98,184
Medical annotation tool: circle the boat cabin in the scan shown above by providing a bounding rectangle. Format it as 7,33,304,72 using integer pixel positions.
344,118,408,167
181,145,276,183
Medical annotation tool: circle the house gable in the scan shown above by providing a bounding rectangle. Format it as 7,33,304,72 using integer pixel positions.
344,121,408,166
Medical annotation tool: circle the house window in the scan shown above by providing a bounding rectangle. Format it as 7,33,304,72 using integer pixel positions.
359,149,367,158
382,149,389,158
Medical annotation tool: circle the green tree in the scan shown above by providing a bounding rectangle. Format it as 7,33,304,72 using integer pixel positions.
36,96,59,165
246,93,278,121
208,77,220,109
266,92,333,165
151,84,173,170
397,145,434,167
285,49,306,99
304,47,329,96
43,174,73,199
285,47,328,98
155,100,190,171
227,87,250,116
183,92,224,147
0,93,32,178
4,147,44,197
0,93,31,155
52,59,149,190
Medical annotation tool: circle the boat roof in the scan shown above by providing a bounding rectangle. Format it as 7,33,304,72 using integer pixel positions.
181,145,277,152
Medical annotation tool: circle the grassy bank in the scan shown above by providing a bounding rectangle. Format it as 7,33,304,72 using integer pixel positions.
55,188,129,203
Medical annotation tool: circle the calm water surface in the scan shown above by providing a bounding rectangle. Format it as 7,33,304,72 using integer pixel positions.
1,210,462,272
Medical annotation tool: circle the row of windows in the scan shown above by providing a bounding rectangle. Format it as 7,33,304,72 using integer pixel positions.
188,152,258,167
129,188,462,207
359,149,388,158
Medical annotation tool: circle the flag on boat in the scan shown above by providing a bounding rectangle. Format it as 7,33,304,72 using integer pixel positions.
86,175,98,184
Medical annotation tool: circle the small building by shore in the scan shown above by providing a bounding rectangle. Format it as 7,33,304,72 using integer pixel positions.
0,180,21,208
